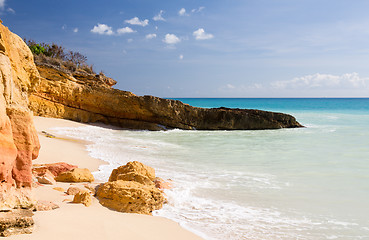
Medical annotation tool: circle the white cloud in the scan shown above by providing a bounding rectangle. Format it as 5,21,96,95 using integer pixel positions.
91,23,114,35
73,28,78,33
193,28,214,40
163,34,181,44
178,8,188,16
0,0,5,9
146,33,157,39
127,39,133,43
62,24,67,30
125,17,149,27
226,84,235,89
179,54,184,60
153,10,165,21
7,7,15,14
191,6,205,13
271,73,369,89
117,27,136,35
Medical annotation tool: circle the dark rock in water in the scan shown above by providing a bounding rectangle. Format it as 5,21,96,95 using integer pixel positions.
29,64,303,130
0,209,34,237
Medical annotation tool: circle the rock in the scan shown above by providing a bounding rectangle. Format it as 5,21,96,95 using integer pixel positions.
29,64,303,131
72,192,92,207
53,187,65,192
35,169,56,185
55,168,94,183
96,180,165,215
154,177,173,190
83,184,96,195
114,172,154,186
34,200,59,211
66,186,88,195
32,162,78,177
109,161,155,182
0,209,34,237
0,22,40,209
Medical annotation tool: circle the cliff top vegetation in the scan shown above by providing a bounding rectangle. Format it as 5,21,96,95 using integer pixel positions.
24,39,98,75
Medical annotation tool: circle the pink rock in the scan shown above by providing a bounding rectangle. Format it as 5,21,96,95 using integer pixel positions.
154,177,173,190
36,170,56,185
34,200,59,211
33,162,78,177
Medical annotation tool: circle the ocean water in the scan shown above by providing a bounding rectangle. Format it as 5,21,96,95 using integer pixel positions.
53,98,369,240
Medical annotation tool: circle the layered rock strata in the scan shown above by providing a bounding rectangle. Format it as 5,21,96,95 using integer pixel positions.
0,21,40,209
29,65,302,130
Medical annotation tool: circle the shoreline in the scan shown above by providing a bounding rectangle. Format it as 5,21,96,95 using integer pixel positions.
13,116,203,240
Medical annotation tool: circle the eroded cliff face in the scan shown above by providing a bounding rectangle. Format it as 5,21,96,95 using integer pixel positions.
29,64,302,130
0,21,40,209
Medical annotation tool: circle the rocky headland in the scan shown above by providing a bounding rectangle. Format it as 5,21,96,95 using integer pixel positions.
28,56,303,131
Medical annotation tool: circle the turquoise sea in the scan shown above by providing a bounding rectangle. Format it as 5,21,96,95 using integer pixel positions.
54,98,369,240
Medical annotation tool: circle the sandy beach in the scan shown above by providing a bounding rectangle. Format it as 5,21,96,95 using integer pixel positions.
9,116,203,240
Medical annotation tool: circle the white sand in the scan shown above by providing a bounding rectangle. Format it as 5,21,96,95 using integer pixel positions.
9,116,203,240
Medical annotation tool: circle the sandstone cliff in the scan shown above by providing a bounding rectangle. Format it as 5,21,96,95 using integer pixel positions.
0,21,40,209
29,65,302,130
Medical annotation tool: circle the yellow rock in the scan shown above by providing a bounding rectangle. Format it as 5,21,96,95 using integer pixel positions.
66,186,88,195
109,161,155,182
52,187,65,192
96,180,164,215
55,168,94,183
72,192,92,207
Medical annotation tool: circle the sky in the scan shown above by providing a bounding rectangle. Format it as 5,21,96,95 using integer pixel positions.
1,0,369,98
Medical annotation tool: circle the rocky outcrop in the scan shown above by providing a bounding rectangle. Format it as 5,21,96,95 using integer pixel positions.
29,65,302,130
0,21,40,209
55,168,94,183
96,161,165,215
0,209,34,237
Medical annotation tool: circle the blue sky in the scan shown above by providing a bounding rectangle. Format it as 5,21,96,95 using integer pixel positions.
2,0,369,97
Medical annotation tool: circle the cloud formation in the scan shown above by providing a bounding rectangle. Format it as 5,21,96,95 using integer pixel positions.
272,73,369,89
178,8,188,16
125,17,149,27
163,34,180,44
7,7,14,13
73,28,78,33
193,28,214,40
0,0,5,9
146,33,157,39
153,10,165,21
191,7,205,13
179,54,184,60
91,23,114,35
117,27,136,35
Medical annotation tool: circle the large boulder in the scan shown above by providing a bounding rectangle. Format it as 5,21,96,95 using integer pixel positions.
0,209,34,237
109,161,155,182
96,180,164,215
0,21,40,209
55,168,94,183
